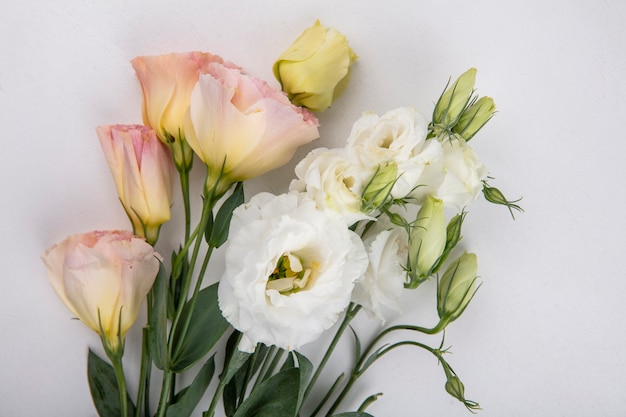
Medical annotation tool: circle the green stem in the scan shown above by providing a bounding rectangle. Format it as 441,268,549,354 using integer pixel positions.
305,304,361,411
110,354,129,417
204,333,243,417
172,244,214,358
154,371,174,417
251,345,276,391
178,166,192,242
326,331,443,416
135,328,151,417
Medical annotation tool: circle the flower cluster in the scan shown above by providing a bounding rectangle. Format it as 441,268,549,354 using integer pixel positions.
42,20,519,417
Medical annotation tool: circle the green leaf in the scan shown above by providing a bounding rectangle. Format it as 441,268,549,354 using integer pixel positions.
222,332,255,417
166,355,215,417
148,263,168,370
169,248,190,319
208,181,244,248
331,413,375,417
171,283,229,372
224,343,269,417
87,349,135,417
233,368,300,417
203,209,215,245
293,351,313,412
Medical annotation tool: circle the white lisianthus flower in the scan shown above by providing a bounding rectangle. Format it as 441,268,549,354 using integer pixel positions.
218,192,368,352
352,221,408,323
414,137,488,211
289,147,371,226
345,107,442,199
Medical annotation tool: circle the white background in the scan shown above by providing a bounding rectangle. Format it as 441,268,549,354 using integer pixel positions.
1,0,625,416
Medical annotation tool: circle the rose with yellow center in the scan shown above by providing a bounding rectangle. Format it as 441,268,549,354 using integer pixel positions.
218,192,368,352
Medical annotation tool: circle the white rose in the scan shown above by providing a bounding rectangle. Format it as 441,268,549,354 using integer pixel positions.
345,107,442,199
218,192,368,352
414,137,488,210
352,221,408,323
290,147,371,226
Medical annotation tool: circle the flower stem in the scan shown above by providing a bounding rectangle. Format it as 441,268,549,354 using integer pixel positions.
305,303,361,413
135,328,152,417
110,353,129,417
154,371,174,417
178,167,192,242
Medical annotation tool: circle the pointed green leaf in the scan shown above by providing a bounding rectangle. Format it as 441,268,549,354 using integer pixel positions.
293,351,313,412
233,368,300,417
224,344,269,417
171,283,229,372
209,182,244,248
87,349,135,417
148,263,168,370
166,356,215,417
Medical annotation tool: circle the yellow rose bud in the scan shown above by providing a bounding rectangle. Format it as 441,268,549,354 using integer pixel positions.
273,20,357,112
407,196,447,287
433,68,477,129
452,96,496,141
437,252,480,323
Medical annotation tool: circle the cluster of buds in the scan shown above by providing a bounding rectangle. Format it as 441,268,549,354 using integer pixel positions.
431,68,496,141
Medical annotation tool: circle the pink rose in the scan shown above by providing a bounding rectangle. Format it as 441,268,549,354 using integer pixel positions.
97,125,174,245
184,61,319,197
42,230,161,352
131,52,236,169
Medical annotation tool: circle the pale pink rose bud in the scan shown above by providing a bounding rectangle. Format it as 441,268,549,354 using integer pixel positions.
97,125,174,245
184,61,319,198
131,52,235,170
42,230,161,352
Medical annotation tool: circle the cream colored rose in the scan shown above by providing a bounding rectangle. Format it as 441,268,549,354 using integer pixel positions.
345,107,442,199
42,230,161,352
352,222,408,323
290,147,371,226
415,137,488,210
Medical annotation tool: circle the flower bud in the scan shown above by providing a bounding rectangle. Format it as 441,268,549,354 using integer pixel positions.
437,252,480,322
445,375,481,411
452,96,496,141
433,68,476,129
407,196,446,287
97,125,175,245
273,20,357,112
361,162,398,212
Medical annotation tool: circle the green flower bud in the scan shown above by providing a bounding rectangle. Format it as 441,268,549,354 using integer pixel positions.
445,375,480,411
361,162,398,212
452,96,496,141
432,211,466,273
482,182,523,218
437,252,480,322
433,68,477,128
273,20,358,112
407,196,446,287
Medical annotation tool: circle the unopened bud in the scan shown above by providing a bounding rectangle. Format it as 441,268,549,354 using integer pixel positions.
452,96,496,141
437,252,480,322
407,196,446,286
362,162,398,212
433,68,477,129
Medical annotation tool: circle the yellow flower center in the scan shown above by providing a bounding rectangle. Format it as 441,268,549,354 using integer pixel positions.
266,252,315,294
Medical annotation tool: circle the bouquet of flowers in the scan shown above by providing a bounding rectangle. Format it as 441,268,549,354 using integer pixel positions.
41,20,520,417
